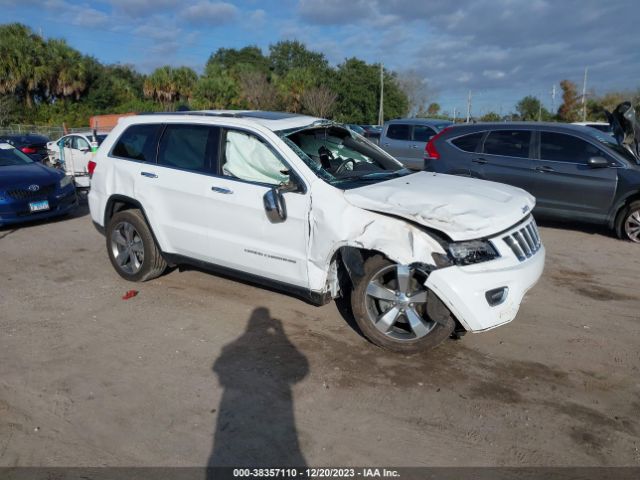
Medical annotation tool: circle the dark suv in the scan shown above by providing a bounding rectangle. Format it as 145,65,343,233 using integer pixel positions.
424,120,640,242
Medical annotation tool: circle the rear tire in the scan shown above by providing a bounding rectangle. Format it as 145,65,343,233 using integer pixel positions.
616,200,640,243
106,209,167,282
351,255,455,353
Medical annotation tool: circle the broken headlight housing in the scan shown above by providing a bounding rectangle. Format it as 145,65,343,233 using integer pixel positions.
448,240,499,266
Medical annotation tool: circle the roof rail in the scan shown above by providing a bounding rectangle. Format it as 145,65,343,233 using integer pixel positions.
138,111,243,118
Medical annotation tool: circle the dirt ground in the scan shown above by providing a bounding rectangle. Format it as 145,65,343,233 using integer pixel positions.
1,200,639,468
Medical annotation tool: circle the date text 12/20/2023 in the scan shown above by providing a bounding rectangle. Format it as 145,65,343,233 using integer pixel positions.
232,468,400,478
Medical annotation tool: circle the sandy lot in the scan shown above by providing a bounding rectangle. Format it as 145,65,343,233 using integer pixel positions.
1,200,639,467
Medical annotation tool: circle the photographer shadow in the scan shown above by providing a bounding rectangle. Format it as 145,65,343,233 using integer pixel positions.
208,307,309,469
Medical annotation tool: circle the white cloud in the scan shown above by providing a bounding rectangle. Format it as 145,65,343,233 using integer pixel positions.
180,1,238,26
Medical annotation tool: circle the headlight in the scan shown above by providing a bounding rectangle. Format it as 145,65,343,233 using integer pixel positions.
59,175,73,189
448,240,499,265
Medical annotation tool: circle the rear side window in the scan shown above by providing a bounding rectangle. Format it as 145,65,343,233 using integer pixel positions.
112,124,163,162
540,132,603,164
451,132,484,152
158,124,219,173
412,125,436,142
386,124,410,141
483,130,531,158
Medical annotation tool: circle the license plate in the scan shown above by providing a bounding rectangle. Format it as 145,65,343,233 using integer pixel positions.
29,200,50,212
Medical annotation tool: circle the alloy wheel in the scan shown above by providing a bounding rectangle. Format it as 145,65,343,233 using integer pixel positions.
625,209,640,243
364,264,436,341
110,221,144,274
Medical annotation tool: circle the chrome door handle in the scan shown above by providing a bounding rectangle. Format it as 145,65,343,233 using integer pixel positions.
211,186,233,194
472,158,487,164
141,171,157,178
535,166,554,173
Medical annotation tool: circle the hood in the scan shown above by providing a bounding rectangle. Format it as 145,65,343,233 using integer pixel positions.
606,101,640,160
343,171,535,241
0,163,63,189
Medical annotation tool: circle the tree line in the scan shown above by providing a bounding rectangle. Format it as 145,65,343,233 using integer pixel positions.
1,23,637,128
0,23,409,127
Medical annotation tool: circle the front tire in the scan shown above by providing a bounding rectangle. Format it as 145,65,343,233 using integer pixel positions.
617,200,640,243
351,255,455,353
106,209,167,282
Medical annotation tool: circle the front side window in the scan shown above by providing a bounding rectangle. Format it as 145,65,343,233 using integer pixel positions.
412,125,436,142
73,136,90,151
540,132,603,164
158,124,218,173
386,124,411,141
483,130,531,158
280,125,409,188
451,132,484,152
112,124,163,162
221,130,289,186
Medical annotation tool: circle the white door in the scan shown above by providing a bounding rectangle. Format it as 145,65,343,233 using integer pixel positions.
135,123,223,263
58,136,75,174
205,128,310,288
70,136,93,187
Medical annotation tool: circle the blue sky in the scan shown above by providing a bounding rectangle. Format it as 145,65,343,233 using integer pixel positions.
1,0,639,116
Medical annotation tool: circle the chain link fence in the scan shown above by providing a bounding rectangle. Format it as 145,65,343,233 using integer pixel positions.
0,124,88,140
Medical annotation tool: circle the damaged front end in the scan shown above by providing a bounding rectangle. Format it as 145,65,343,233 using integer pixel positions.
607,101,640,162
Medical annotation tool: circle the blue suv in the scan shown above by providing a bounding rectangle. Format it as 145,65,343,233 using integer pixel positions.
0,143,78,227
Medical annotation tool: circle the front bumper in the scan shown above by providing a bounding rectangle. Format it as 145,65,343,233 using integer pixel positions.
0,187,78,227
425,220,545,332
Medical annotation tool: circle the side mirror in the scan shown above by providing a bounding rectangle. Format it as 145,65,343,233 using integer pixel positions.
263,188,287,223
587,156,609,168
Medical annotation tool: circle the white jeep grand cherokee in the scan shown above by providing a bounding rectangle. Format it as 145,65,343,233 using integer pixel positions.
88,111,545,352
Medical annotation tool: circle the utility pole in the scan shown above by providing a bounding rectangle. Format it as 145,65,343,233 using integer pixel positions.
581,67,588,122
452,107,457,123
377,63,384,126
551,84,556,114
538,94,542,122
466,90,472,123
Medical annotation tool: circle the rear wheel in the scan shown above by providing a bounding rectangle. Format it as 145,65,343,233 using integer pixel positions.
617,200,640,243
351,255,455,353
106,209,167,281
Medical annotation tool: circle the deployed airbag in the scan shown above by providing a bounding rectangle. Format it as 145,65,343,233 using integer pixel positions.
224,131,288,185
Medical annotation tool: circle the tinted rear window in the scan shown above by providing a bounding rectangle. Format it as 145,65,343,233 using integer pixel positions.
112,124,163,162
483,130,531,158
451,132,484,152
540,132,603,164
412,125,436,142
386,124,410,141
158,124,219,173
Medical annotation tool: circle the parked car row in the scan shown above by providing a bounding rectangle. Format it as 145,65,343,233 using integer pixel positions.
0,141,78,227
419,108,640,243
0,134,50,163
4,104,637,354
373,104,640,244
46,132,108,188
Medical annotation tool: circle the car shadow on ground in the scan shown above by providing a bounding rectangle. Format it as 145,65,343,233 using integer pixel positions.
207,307,308,470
